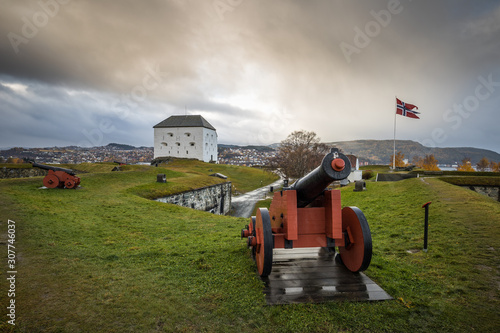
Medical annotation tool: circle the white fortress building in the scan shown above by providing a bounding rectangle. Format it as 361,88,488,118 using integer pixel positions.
153,115,218,163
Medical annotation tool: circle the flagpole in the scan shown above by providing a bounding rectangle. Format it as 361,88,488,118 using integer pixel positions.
393,96,397,170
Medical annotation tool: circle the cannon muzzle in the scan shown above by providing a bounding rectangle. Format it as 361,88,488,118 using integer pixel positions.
31,162,77,176
289,148,351,207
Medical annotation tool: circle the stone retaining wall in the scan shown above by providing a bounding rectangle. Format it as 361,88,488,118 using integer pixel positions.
0,167,47,179
462,186,500,202
155,182,232,215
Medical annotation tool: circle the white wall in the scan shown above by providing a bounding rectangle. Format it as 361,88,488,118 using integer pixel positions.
202,127,218,163
154,126,217,162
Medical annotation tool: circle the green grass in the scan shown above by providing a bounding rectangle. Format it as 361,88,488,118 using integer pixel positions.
162,159,278,194
439,176,500,186
0,165,499,332
0,164,32,169
411,170,500,177
360,165,390,173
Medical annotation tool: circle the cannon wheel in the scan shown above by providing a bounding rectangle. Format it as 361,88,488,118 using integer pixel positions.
43,174,59,188
255,208,273,277
339,206,372,272
250,216,257,260
65,179,76,189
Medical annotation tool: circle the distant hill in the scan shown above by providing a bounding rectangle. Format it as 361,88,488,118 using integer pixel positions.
218,144,274,152
327,140,500,165
106,143,137,150
219,140,500,165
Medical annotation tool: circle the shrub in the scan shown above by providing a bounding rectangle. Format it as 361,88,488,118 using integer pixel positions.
362,170,374,179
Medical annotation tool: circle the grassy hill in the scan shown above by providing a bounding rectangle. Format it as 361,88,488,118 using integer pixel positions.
328,139,500,165
0,162,499,332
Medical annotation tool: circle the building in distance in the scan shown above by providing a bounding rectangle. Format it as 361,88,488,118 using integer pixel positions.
153,115,217,163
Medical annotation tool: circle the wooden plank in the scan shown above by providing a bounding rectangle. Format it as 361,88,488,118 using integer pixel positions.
262,247,392,305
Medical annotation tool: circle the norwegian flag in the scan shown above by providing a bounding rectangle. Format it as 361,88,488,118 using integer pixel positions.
396,98,420,119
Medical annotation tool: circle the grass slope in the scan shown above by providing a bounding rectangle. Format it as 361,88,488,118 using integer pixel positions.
0,166,499,332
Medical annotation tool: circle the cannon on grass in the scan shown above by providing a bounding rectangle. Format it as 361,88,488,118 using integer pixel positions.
31,162,81,189
241,148,372,277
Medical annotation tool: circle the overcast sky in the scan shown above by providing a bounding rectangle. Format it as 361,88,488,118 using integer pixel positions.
1,0,499,152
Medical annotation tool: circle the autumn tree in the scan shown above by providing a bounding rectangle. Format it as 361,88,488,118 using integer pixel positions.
4,157,27,164
412,156,424,168
422,154,440,171
270,130,330,179
476,157,489,171
489,161,500,172
390,151,407,168
457,157,475,172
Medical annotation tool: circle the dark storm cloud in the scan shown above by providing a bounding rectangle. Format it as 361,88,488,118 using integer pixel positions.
0,0,499,151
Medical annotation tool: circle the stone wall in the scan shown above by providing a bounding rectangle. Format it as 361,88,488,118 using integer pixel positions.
463,186,500,202
0,167,47,179
155,182,232,215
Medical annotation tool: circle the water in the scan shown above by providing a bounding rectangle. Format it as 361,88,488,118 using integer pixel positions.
438,166,457,171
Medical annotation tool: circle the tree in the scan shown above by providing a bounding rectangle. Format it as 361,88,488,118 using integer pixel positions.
270,130,329,179
422,154,440,171
476,157,489,171
10,157,24,164
489,161,500,173
457,157,475,172
412,155,424,168
390,151,406,168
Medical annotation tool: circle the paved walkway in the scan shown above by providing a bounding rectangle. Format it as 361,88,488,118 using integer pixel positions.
262,248,392,305
231,178,283,218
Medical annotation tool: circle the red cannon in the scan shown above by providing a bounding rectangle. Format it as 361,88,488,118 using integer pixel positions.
31,162,81,189
241,148,372,276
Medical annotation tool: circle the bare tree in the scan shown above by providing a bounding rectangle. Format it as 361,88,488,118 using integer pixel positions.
270,130,330,179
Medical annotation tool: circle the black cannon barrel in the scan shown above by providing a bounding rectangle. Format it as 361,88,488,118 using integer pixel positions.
31,162,76,176
289,148,351,207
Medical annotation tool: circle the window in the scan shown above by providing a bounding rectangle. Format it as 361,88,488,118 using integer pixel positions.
167,132,173,137
161,142,168,146
176,142,180,146
185,132,191,137
190,142,195,146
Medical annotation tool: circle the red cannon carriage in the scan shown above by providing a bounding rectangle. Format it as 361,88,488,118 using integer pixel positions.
31,162,81,189
241,148,372,276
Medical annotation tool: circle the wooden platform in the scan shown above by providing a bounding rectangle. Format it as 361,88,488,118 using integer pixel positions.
261,248,392,305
